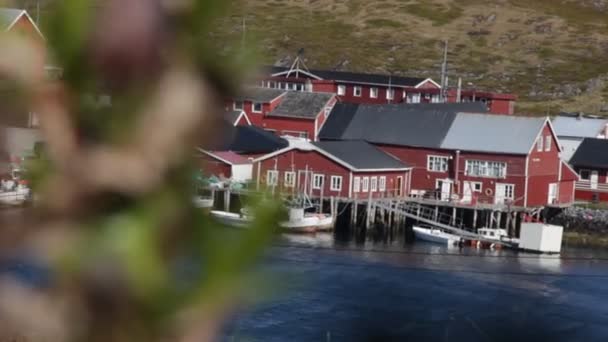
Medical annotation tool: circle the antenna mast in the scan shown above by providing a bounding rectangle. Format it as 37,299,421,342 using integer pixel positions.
440,40,448,102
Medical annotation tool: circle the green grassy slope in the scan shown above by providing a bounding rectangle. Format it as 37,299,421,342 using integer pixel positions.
214,0,608,114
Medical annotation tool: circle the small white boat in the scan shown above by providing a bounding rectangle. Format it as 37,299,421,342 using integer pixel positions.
0,184,30,206
413,225,462,245
209,210,253,228
478,228,509,241
280,208,335,233
192,196,214,209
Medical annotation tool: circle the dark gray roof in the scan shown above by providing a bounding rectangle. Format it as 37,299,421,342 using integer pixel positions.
319,102,487,148
0,8,24,27
441,113,547,154
317,103,359,140
204,120,288,154
313,140,408,170
224,109,244,125
570,138,608,169
268,91,334,119
235,88,285,103
266,66,427,87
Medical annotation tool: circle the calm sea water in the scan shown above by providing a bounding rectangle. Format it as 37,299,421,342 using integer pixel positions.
223,229,608,342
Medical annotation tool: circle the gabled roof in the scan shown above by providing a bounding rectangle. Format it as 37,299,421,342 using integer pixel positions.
313,140,408,170
224,109,250,126
255,137,410,172
441,113,548,155
267,66,429,87
201,150,251,165
0,8,44,39
267,91,334,119
319,102,487,148
228,125,288,154
234,87,285,103
552,116,608,139
570,138,608,169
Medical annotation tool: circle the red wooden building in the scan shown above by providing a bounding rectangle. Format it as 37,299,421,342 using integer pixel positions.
252,138,411,199
320,103,576,208
257,64,517,115
569,138,608,203
225,88,336,141
196,150,253,181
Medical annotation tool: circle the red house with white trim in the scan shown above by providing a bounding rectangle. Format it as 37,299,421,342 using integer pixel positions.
252,137,411,199
320,103,575,208
569,138,608,203
226,88,336,141
256,64,516,115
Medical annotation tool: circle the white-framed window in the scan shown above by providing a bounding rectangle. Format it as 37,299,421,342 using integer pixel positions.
354,86,362,97
267,170,278,186
431,94,441,103
284,171,295,187
579,169,591,181
502,184,515,199
233,101,243,111
337,85,346,96
536,136,543,152
387,89,394,100
472,182,483,192
362,177,369,192
427,155,449,172
354,177,361,193
403,91,407,99
330,176,342,191
408,93,421,103
371,177,378,192
252,102,262,113
465,160,507,178
545,135,552,152
370,87,378,98
313,174,325,190
295,83,304,91
269,81,276,88
379,176,386,191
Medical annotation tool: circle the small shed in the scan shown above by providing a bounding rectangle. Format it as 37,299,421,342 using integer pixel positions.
198,150,253,182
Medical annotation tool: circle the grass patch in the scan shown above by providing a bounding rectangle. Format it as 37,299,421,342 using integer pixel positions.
563,231,608,249
401,3,463,26
365,18,403,28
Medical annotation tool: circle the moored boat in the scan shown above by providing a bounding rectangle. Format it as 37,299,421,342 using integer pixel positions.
413,225,462,245
279,207,335,233
192,196,214,209
209,210,253,228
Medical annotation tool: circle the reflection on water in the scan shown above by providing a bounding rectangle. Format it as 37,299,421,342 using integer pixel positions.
224,229,608,342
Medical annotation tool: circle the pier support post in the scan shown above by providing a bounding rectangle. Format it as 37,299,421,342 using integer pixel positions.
473,209,478,230
224,189,231,212
497,211,503,229
451,207,457,226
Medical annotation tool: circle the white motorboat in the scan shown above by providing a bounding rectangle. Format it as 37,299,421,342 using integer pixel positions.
0,183,30,206
279,207,335,233
192,196,214,209
478,228,509,241
209,210,253,228
413,225,462,245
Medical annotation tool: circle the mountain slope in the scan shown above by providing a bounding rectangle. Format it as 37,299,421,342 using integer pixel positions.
216,0,608,114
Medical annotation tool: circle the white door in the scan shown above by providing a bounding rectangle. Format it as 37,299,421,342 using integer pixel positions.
591,171,599,190
436,179,453,201
548,183,558,204
462,181,473,203
495,183,514,205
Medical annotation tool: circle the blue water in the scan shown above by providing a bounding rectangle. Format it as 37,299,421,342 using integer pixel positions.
223,231,608,342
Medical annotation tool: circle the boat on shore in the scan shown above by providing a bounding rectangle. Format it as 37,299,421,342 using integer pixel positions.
413,225,462,246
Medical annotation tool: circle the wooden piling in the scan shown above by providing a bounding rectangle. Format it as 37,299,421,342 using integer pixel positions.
224,189,231,212
473,209,478,230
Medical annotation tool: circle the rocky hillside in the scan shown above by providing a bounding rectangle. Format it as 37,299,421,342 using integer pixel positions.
214,0,608,114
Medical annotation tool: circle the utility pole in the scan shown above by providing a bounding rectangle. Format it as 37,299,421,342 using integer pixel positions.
440,40,448,102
